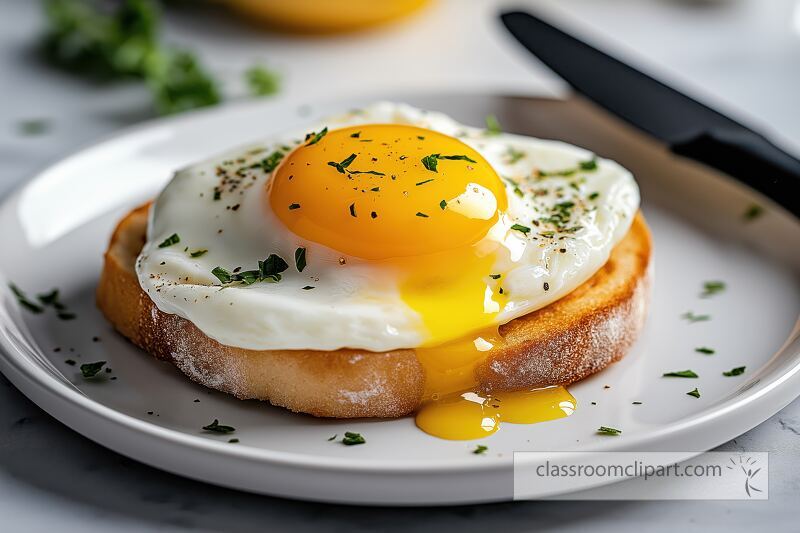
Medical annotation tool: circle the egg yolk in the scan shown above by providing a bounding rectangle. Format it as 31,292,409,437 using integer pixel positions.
270,124,576,440
270,124,507,260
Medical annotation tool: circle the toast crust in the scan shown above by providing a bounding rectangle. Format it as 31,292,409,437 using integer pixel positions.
97,204,651,418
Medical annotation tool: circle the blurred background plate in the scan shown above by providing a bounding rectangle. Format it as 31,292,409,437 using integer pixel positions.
0,92,798,505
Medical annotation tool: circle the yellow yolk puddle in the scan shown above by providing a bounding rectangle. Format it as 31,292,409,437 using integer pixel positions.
415,387,576,440
414,329,576,440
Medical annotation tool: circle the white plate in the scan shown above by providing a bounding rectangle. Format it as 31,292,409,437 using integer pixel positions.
0,93,798,505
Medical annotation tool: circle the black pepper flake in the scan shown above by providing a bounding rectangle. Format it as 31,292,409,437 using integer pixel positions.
289,203,301,210
371,211,378,219
543,282,550,291
349,203,357,217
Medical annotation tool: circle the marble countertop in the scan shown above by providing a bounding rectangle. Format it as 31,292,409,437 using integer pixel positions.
1,0,798,530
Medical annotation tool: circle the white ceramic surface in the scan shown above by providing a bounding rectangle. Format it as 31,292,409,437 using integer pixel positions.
0,93,798,505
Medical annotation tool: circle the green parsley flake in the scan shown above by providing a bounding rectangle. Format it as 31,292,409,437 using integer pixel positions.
9,283,44,314
342,431,365,445
190,249,208,258
294,247,307,272
597,426,622,436
416,178,435,186
687,388,701,398
723,366,746,377
700,280,726,298
485,114,501,135
511,223,530,235
506,147,525,164
244,64,280,97
80,361,106,378
421,154,476,173
350,131,361,138
158,233,180,248
289,203,301,210
663,370,699,378
18,119,50,136
682,311,710,323
305,127,328,146
202,419,236,434
328,153,357,174
695,347,715,355
416,212,429,218
473,444,489,455
743,204,764,221
490,274,501,280
439,199,447,210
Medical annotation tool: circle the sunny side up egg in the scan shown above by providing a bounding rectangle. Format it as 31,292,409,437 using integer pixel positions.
137,102,640,440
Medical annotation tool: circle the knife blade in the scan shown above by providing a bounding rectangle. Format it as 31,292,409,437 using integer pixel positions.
501,10,800,218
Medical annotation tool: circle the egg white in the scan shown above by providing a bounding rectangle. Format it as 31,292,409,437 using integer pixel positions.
136,102,640,352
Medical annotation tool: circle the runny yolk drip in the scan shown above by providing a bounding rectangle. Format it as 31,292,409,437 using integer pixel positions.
270,124,576,439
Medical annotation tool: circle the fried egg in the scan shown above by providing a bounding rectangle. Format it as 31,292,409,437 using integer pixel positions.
138,102,638,354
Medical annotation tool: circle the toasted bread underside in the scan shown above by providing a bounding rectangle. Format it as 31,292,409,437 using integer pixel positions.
98,205,651,418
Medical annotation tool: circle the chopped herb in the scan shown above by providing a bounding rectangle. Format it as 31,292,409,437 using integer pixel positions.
416,212,429,218
439,199,447,210
743,204,764,221
202,419,236,434
302,286,315,290
597,426,622,436
538,157,598,177
490,274,501,280
485,114,501,135
158,233,180,248
347,170,385,176
18,119,50,136
9,283,44,314
65,359,76,366
723,366,746,377
37,289,63,309
473,444,489,455
294,247,307,272
663,370,699,378
695,347,715,354
342,431,365,445
252,151,285,173
687,388,701,398
244,64,280,97
421,153,476,173
349,203,357,217
260,254,289,277
327,434,337,441
228,438,239,443
57,312,76,321
305,127,328,146
370,187,380,192
80,361,106,378
42,0,221,115
681,311,710,323
417,135,425,140
288,203,301,210
190,249,208,258
588,192,600,200
632,401,642,405
328,153,357,174
511,223,531,235
506,147,525,164
416,178,435,186
211,266,232,284
700,281,726,298
350,131,361,138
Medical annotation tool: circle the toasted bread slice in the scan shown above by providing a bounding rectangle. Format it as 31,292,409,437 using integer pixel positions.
97,204,651,418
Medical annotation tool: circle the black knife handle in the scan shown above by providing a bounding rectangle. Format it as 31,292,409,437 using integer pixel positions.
671,129,800,218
